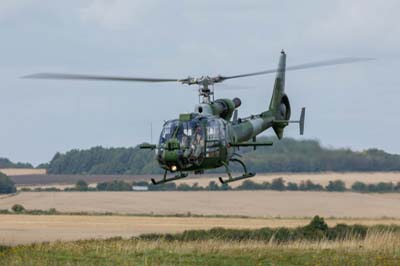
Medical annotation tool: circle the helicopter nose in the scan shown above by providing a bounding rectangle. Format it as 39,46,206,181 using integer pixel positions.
163,150,179,162
162,150,183,172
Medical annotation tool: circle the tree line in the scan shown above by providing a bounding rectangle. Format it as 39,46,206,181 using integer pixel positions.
42,137,400,174
0,158,33,169
18,178,400,194
3,137,400,174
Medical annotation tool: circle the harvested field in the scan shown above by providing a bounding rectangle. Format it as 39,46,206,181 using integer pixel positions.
1,215,400,245
0,168,46,176
2,191,400,218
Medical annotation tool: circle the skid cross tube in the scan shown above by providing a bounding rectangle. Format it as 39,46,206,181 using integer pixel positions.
218,158,256,184
151,170,188,185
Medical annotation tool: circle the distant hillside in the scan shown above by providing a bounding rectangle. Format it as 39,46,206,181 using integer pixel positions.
45,137,400,174
0,158,33,169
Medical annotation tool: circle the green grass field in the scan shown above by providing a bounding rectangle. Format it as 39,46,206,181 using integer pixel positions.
1,217,399,265
1,237,400,266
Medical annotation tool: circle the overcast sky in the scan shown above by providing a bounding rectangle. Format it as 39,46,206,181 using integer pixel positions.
0,0,399,165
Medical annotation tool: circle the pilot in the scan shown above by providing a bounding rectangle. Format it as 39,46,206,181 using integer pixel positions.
191,126,204,159
180,133,189,148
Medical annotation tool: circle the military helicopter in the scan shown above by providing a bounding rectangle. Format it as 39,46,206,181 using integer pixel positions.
25,51,371,184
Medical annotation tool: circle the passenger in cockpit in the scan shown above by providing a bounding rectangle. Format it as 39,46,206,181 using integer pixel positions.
191,126,204,159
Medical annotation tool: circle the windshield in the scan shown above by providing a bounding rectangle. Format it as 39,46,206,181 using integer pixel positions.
159,119,204,150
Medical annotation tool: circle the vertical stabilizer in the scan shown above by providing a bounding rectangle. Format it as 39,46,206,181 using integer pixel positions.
269,50,286,112
269,50,290,139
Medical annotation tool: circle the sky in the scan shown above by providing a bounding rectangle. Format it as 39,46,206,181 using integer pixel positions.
0,0,399,165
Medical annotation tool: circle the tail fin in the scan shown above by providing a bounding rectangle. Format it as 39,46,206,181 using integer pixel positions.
269,50,286,112
270,50,291,139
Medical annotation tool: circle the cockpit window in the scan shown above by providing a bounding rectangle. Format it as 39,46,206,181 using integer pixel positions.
206,119,225,141
159,119,204,150
159,120,179,146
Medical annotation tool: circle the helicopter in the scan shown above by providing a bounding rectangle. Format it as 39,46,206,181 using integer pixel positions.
25,51,371,184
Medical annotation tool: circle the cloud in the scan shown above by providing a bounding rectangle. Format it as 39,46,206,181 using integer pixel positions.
305,0,400,53
0,0,33,20
79,0,160,30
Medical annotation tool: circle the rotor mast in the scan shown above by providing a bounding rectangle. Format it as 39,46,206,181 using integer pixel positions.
197,76,214,103
180,75,219,103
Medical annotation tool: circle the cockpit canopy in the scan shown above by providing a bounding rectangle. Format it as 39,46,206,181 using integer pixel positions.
157,115,229,170
159,119,204,150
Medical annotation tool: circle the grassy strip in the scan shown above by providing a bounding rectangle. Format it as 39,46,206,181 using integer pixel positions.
1,230,400,265
1,217,400,265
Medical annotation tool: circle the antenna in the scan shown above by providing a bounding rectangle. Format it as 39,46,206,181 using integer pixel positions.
150,122,153,144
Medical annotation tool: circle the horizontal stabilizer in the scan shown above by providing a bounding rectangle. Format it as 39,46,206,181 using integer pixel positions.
139,143,157,150
273,107,305,135
230,141,273,147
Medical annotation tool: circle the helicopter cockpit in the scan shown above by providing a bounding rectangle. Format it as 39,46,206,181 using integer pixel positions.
157,116,228,171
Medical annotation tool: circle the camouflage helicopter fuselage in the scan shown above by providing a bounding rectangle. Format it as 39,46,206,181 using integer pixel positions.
153,52,304,183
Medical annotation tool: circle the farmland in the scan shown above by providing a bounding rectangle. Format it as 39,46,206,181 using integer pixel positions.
2,181,400,265
0,168,46,176
3,174,400,265
2,191,400,218
1,226,400,265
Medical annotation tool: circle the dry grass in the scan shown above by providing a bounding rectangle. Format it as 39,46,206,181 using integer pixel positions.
1,231,400,265
103,230,400,252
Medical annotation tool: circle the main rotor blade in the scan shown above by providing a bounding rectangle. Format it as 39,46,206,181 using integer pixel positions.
218,57,374,81
23,73,182,83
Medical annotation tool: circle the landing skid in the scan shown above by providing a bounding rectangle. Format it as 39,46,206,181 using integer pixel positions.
151,170,188,185
218,158,256,184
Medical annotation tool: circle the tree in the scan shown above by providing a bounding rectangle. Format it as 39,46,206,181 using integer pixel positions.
0,172,16,194
206,181,220,191
177,183,192,191
12,204,25,213
326,180,346,192
299,180,323,191
306,215,328,231
236,180,267,190
286,182,298,191
270,178,286,191
0,158,33,168
75,180,88,191
351,181,368,192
